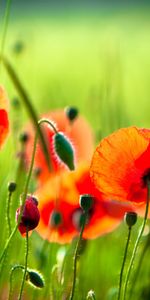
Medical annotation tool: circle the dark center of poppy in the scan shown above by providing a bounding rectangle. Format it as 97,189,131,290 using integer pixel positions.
142,168,150,187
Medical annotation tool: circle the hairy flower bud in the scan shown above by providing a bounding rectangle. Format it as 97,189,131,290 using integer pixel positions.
54,132,75,170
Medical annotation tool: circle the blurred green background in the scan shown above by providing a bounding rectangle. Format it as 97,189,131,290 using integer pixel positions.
0,1,150,299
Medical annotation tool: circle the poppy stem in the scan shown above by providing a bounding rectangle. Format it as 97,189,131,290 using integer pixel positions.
0,0,12,72
69,212,87,300
18,228,29,300
117,226,132,300
129,233,150,299
122,180,150,300
6,191,12,236
8,265,24,300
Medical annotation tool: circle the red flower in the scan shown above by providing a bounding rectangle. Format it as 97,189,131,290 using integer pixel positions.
90,126,150,204
24,109,94,183
35,164,133,244
16,195,40,235
0,86,9,147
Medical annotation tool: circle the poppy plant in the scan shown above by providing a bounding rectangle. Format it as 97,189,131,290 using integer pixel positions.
0,86,9,147
35,164,133,244
90,126,150,204
24,109,94,183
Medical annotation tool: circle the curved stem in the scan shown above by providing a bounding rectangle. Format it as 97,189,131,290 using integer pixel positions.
117,226,132,300
122,181,150,300
18,228,29,300
8,265,24,300
69,212,87,300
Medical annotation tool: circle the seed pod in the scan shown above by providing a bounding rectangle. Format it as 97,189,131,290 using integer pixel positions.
79,194,93,212
124,212,137,227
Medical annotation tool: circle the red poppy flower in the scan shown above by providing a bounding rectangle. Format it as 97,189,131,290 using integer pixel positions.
16,195,40,235
0,86,9,147
24,109,94,183
90,126,150,204
35,164,133,244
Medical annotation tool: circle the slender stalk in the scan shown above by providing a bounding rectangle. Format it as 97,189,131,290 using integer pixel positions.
6,191,12,236
122,181,150,300
2,56,51,171
129,232,150,298
18,228,29,300
8,265,24,300
0,0,12,71
117,226,132,300
69,212,87,300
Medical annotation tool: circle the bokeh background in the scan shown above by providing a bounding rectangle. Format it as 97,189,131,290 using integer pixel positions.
0,1,150,299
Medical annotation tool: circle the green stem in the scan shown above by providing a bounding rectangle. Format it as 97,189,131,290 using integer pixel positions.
18,228,29,300
69,212,87,300
2,56,51,171
0,0,12,71
122,181,150,300
6,191,12,236
129,233,150,299
117,226,132,300
8,265,24,300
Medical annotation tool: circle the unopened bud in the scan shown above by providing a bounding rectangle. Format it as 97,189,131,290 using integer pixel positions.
27,269,44,288
8,182,17,193
19,132,29,143
65,106,79,121
50,210,62,228
54,132,75,170
125,212,137,227
79,194,93,212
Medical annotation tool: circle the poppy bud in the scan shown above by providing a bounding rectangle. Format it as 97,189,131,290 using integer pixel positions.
16,195,40,235
124,212,137,227
26,269,44,288
19,132,29,143
54,132,75,170
65,106,79,121
49,210,62,228
79,194,93,212
8,181,17,193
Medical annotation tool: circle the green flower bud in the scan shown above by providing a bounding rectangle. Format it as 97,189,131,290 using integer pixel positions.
65,106,79,121
79,194,93,212
50,210,62,228
19,132,29,143
27,269,44,288
54,132,75,170
125,212,137,227
8,182,17,193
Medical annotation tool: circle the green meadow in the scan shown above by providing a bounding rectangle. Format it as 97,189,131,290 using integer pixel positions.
0,3,150,299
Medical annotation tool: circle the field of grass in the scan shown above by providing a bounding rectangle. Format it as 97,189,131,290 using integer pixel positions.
0,3,150,300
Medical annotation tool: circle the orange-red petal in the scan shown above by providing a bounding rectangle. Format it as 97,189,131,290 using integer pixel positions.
0,87,9,147
90,126,150,203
